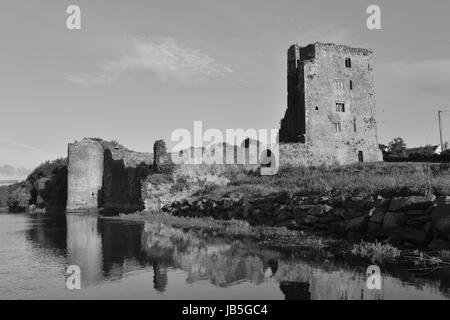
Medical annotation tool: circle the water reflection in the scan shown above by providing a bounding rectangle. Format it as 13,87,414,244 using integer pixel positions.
2,213,449,299
66,214,103,286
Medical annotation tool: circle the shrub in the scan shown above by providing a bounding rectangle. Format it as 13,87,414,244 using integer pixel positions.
147,173,173,186
0,185,9,207
26,158,68,185
6,182,31,212
351,240,401,263
170,176,190,193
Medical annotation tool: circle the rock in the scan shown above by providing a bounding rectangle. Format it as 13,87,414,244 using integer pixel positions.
328,221,345,233
346,215,368,232
275,210,293,222
347,231,365,241
383,212,406,230
344,209,368,220
405,209,426,217
369,209,385,224
385,230,404,246
318,216,339,224
342,196,374,211
375,195,391,210
276,219,298,229
406,217,427,229
332,207,346,218
431,198,450,222
309,204,332,216
399,229,429,246
389,196,434,212
303,215,318,225
422,221,432,234
367,221,382,234
274,192,290,203
223,198,235,209
433,217,450,240
428,239,450,251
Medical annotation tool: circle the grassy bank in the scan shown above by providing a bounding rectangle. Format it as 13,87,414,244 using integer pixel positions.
157,162,450,206
220,162,450,198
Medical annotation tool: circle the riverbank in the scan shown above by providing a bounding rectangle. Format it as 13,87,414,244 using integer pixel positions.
109,212,450,283
141,163,450,250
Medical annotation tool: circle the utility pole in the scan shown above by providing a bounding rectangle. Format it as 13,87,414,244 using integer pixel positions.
439,110,444,151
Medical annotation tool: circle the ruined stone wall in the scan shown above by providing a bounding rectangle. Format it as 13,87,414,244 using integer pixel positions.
67,138,153,213
101,148,152,213
280,42,383,165
67,139,104,212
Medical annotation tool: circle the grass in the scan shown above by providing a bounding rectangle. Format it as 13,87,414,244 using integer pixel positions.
141,162,450,213
219,162,450,199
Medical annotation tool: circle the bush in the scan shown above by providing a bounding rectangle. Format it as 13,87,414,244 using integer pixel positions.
170,176,190,193
351,240,401,263
6,182,31,212
26,158,68,185
0,185,8,207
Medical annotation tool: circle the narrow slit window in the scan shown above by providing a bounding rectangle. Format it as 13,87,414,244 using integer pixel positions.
353,119,357,132
349,80,353,90
345,58,352,68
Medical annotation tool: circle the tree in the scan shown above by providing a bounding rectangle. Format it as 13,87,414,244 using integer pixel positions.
388,137,407,157
6,182,31,212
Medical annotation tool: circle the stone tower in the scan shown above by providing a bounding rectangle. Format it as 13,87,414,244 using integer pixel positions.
279,42,382,165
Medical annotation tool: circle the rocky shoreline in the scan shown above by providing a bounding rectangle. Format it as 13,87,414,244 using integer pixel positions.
163,193,450,251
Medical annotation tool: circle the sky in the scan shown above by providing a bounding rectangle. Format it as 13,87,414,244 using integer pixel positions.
1,0,450,169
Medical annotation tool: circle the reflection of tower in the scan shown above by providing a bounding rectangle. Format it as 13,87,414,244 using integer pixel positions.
279,281,311,300
66,214,103,286
268,259,278,275
152,261,168,292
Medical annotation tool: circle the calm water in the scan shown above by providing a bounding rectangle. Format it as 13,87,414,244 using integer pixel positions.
1,212,450,300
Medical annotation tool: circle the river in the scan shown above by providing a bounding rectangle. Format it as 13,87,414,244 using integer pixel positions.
0,212,449,300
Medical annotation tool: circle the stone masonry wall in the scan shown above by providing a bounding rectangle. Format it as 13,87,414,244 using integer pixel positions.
67,139,104,212
280,42,383,165
165,193,450,250
67,138,153,213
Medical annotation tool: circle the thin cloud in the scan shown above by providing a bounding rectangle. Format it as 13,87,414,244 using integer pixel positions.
67,36,232,86
0,137,57,157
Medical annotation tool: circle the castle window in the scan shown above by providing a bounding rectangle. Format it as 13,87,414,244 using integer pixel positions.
349,80,353,90
335,102,345,112
345,58,352,68
353,118,357,132
333,122,342,133
315,106,319,111
334,79,344,91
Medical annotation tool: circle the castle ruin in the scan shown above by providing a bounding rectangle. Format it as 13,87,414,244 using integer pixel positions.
279,42,383,165
66,138,153,213
66,42,384,213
